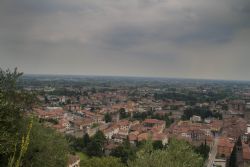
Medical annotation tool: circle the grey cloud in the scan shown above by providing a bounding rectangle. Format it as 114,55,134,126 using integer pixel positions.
0,0,250,80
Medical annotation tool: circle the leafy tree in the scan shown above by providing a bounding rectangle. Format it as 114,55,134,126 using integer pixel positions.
194,142,210,159
104,113,112,123
93,131,106,145
86,131,106,157
80,156,125,167
229,137,241,167
83,133,91,147
86,140,103,157
66,135,85,152
119,108,130,119
0,68,36,165
8,119,33,167
182,106,222,120
152,141,164,150
128,139,203,167
0,68,70,166
229,145,237,167
110,139,136,164
22,119,69,167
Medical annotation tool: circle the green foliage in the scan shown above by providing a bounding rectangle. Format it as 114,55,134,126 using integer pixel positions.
132,111,174,127
152,141,164,150
104,113,112,123
229,145,237,167
110,139,136,164
67,131,106,157
83,133,91,147
91,123,99,128
39,118,58,125
119,108,130,119
182,106,222,120
194,142,210,159
154,90,233,104
128,139,204,167
229,137,241,167
80,156,125,167
86,131,106,157
66,135,85,152
0,68,69,167
0,68,36,164
22,119,69,167
86,140,104,157
8,119,33,167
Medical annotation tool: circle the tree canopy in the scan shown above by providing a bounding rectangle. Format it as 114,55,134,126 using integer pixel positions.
128,139,204,167
0,68,69,167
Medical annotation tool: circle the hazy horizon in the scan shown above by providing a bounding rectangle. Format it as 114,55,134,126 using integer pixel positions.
1,0,250,80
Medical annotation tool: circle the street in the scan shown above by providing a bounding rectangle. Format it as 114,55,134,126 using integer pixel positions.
207,137,219,167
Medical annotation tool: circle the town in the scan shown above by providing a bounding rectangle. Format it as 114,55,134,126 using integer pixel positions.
21,75,250,167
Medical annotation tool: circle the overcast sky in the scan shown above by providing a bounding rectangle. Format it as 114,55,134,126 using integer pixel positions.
0,0,250,80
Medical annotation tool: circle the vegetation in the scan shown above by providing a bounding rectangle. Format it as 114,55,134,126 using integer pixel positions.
110,139,137,164
119,108,130,119
132,110,174,127
128,139,204,167
80,156,125,167
22,119,69,167
194,142,210,160
154,90,233,105
182,106,222,120
104,113,112,123
0,68,33,165
0,68,69,167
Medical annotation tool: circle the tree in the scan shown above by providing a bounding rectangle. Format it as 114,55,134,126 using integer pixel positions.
152,141,164,150
80,156,125,167
128,139,204,167
0,68,36,165
83,133,91,147
229,137,241,167
119,108,130,119
104,113,112,123
22,119,69,167
0,68,70,166
110,139,136,164
93,131,106,145
194,142,210,159
86,131,106,157
86,140,103,157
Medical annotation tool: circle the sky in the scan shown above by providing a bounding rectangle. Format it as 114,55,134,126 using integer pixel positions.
0,0,250,80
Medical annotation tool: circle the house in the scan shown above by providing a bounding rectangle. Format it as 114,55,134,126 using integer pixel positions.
143,119,165,132
112,134,127,143
103,125,119,139
128,133,138,145
72,118,94,130
217,137,235,158
35,108,64,120
65,104,81,112
152,133,168,145
117,120,130,131
104,143,119,155
190,115,202,122
53,118,70,133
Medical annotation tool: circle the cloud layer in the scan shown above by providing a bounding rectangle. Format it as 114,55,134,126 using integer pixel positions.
0,0,250,80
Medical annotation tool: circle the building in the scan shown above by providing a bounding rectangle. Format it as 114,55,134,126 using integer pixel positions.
217,137,235,158
190,115,202,122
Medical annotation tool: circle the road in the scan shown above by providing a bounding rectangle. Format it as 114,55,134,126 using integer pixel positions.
207,137,219,167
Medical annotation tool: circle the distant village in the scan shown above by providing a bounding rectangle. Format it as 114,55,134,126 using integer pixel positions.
23,77,250,167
